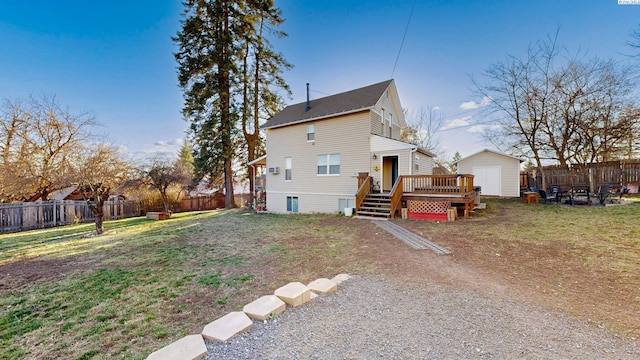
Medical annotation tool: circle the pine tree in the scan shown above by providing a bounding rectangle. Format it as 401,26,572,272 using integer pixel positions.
175,0,240,208
240,0,291,199
175,0,291,208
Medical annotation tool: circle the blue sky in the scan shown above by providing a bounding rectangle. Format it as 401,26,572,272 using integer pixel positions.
1,1,639,161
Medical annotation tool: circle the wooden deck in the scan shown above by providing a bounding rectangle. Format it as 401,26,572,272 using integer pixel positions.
355,174,476,219
401,174,476,218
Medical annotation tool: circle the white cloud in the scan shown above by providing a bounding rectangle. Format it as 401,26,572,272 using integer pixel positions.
127,138,185,162
468,125,486,133
459,96,491,110
441,116,472,130
468,124,502,133
153,138,184,148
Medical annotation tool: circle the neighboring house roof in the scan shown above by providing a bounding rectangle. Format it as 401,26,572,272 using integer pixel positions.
247,154,266,166
262,79,395,130
50,186,77,201
455,148,524,164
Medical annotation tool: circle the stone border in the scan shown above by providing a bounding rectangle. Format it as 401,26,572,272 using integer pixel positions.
145,274,351,360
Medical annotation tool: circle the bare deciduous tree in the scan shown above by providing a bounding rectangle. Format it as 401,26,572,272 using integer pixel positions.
402,106,452,171
474,32,639,188
76,143,133,235
402,106,444,154
140,158,192,214
0,96,95,202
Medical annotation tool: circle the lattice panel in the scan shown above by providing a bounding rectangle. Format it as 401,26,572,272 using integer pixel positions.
407,200,450,214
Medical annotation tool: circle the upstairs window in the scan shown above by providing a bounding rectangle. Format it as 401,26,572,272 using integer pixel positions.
317,154,340,175
307,124,315,141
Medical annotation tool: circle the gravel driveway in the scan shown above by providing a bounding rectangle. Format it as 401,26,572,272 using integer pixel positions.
204,274,639,359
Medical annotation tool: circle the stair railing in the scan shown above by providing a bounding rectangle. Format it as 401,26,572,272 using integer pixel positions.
388,176,404,218
355,176,372,213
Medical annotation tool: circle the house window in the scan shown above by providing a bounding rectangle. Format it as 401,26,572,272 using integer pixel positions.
286,196,298,212
387,113,393,137
307,124,315,141
338,198,355,212
317,154,340,175
285,157,292,181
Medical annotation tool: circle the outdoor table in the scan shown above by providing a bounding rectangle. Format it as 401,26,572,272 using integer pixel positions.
523,191,539,204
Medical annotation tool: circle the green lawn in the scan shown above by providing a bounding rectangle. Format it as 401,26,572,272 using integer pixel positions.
0,210,368,359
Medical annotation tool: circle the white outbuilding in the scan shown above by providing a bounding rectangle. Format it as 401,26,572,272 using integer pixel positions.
455,149,523,197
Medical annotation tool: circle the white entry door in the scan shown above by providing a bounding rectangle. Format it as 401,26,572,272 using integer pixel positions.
472,166,501,196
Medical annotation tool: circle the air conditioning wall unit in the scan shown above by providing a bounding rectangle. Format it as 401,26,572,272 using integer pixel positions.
268,167,280,174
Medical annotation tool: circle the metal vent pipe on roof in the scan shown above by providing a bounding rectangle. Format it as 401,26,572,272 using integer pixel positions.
305,83,311,112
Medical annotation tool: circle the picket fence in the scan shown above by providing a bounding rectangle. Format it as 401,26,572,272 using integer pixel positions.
0,200,141,233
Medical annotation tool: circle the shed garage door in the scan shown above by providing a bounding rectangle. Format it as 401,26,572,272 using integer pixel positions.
472,166,501,196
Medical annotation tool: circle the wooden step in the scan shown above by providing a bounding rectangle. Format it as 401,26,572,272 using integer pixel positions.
358,206,391,214
356,210,390,218
366,192,391,197
362,200,391,205
358,193,393,218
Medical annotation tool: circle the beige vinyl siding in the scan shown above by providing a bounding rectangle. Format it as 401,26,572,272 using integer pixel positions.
368,83,404,139
457,151,520,197
371,84,405,140
413,153,433,175
265,111,370,213
370,111,383,136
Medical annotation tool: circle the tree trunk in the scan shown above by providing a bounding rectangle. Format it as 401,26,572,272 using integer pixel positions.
88,200,105,235
94,212,104,235
221,0,236,209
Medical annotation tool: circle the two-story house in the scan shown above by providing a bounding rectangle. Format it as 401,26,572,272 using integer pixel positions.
255,79,434,214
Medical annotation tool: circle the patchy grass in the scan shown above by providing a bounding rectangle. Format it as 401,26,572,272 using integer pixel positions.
402,198,640,337
1,200,639,359
0,210,369,359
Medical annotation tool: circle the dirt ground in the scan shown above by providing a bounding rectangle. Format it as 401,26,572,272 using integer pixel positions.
314,207,640,340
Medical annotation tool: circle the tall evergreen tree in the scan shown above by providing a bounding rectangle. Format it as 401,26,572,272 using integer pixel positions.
240,0,291,198
175,0,240,209
175,141,195,179
175,0,290,208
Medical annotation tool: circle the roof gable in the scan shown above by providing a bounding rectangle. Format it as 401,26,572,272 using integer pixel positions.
262,79,395,129
455,149,523,164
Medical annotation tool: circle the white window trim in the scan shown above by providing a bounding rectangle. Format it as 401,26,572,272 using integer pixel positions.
286,195,299,213
317,154,341,176
307,124,315,142
285,157,292,182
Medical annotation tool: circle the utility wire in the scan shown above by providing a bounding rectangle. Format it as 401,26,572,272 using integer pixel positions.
391,0,417,78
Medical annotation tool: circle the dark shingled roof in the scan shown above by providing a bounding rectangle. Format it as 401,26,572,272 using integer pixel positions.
262,79,394,129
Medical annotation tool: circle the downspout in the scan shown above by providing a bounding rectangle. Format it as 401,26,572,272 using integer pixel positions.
409,147,417,175
250,163,257,209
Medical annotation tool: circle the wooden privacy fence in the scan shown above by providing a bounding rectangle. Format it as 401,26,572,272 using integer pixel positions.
179,195,224,212
523,159,640,193
0,200,140,233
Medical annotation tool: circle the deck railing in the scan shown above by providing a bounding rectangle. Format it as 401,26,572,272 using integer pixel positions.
401,174,475,195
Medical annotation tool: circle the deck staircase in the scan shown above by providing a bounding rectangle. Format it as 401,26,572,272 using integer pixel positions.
356,192,393,218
